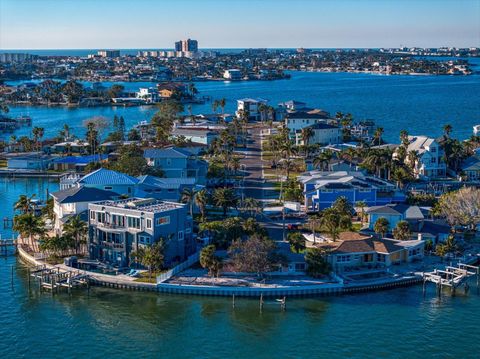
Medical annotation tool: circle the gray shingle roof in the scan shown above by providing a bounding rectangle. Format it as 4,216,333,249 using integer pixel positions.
51,186,117,204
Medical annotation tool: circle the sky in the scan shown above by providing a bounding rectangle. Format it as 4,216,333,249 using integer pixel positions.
0,0,479,49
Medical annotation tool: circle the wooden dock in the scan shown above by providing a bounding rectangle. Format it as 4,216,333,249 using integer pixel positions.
29,265,90,294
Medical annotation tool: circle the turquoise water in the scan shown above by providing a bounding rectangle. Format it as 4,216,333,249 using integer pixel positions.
1,256,479,358
0,177,58,239
4,65,480,143
2,70,480,357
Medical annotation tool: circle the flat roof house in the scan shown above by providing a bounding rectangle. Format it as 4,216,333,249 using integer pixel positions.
88,198,194,267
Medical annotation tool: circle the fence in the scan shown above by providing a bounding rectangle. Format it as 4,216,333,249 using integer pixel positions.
156,252,200,283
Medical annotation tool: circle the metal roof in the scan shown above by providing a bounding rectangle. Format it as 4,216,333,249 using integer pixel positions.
78,168,139,185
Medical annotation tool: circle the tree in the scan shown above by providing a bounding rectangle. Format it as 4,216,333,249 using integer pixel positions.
320,207,351,241
194,189,209,222
332,196,353,217
63,215,88,254
243,197,261,217
199,245,222,277
181,188,197,217
443,124,452,138
152,100,183,144
13,213,46,250
374,217,390,238
108,143,149,176
301,126,314,158
305,248,331,277
107,84,125,99
313,150,333,171
32,127,45,152
435,187,480,230
213,187,238,217
355,201,367,224
14,194,36,214
228,234,279,276
288,232,306,253
127,128,141,141
41,197,55,221
372,127,384,146
130,240,165,279
392,220,411,241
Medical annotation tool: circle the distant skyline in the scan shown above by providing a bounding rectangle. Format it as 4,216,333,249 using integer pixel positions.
1,0,479,49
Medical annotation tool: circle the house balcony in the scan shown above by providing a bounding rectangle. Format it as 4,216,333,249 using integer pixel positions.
100,241,125,250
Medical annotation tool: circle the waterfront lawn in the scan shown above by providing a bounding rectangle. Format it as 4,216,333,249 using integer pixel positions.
134,271,165,283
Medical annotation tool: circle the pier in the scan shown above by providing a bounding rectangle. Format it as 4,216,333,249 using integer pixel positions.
29,265,90,294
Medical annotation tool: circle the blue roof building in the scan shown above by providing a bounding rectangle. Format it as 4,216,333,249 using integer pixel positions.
78,168,139,195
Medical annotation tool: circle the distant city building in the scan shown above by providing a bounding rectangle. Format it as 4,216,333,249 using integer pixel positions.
0,53,36,63
175,39,198,52
97,50,120,58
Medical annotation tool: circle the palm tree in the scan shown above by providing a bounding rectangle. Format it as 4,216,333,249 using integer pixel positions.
213,187,238,217
194,189,209,222
280,140,298,161
243,197,261,217
32,126,44,152
14,194,36,214
219,98,226,117
407,150,419,172
372,127,384,146
181,188,197,217
320,208,350,242
313,150,333,171
399,129,409,146
355,201,367,224
212,99,219,113
443,124,452,138
130,241,165,279
63,215,88,254
301,126,314,158
373,217,390,238
13,213,46,250
392,220,411,241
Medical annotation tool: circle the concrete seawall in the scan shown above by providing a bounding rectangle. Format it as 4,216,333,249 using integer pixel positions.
17,245,422,297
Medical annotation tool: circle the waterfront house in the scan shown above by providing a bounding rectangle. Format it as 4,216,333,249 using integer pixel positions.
51,186,117,234
326,235,424,273
278,100,307,111
51,154,108,172
156,82,188,99
366,204,424,232
136,87,159,103
223,69,242,80
298,170,401,211
294,123,342,146
6,152,53,170
88,198,194,267
143,147,208,185
402,135,446,179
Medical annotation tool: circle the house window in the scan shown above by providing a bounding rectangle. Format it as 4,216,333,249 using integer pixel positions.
178,231,184,241
156,216,170,226
127,216,141,229
146,219,152,229
90,211,95,220
104,186,113,190
139,235,150,244
167,159,172,166
97,212,105,223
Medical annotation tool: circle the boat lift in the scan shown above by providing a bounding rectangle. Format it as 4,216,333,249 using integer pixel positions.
423,263,480,296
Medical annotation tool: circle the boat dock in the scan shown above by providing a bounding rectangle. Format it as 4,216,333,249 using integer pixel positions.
423,263,480,296
29,265,90,294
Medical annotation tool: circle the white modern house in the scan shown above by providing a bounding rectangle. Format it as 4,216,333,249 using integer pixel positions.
294,123,342,146
285,109,331,134
403,135,447,179
223,69,242,80
136,87,159,103
236,98,268,121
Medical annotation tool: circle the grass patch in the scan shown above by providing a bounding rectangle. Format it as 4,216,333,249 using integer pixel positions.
133,271,165,283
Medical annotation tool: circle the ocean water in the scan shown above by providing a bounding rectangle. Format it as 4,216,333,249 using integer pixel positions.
4,65,480,143
1,68,480,358
0,255,479,359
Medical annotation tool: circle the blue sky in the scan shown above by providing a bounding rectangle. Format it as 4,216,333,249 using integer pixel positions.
1,0,479,49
